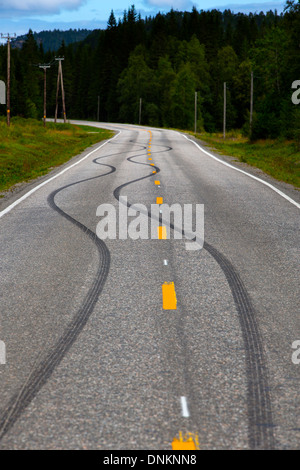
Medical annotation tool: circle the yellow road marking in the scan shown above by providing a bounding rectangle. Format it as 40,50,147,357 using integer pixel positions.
156,197,163,204
148,157,152,160
172,432,200,450
152,170,156,174
162,282,177,309
155,180,160,185
150,163,155,166
157,225,167,239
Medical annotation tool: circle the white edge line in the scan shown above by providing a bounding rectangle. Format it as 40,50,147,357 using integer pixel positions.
180,396,190,418
180,132,300,210
0,130,121,219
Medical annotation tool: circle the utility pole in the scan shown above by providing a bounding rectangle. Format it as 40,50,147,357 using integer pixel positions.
250,71,254,136
223,82,226,139
194,91,198,134
139,98,142,125
1,33,16,127
55,57,66,123
39,64,50,127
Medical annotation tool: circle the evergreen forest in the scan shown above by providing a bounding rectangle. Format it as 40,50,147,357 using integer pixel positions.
0,1,299,140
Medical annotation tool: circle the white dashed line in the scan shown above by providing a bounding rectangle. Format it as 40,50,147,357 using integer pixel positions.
180,396,190,418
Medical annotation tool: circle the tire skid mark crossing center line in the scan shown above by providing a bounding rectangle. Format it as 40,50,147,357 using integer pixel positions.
0,126,199,450
111,126,274,450
146,130,198,450
0,124,275,451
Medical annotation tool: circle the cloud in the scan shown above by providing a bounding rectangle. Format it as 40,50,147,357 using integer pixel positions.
142,0,285,13
0,0,86,16
143,0,194,10
213,2,285,13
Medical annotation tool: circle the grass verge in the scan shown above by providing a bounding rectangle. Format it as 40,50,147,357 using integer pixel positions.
189,130,300,189
0,117,114,194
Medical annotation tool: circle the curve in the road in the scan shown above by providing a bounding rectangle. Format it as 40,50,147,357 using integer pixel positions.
0,136,155,442
0,130,275,450
112,135,275,450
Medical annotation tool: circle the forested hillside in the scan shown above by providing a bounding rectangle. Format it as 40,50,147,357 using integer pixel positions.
11,29,92,52
0,1,299,140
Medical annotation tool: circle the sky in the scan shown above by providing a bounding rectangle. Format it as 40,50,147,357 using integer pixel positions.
0,0,287,39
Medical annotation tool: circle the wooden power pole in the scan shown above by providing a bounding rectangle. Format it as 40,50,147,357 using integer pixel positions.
194,91,198,134
250,71,254,136
39,64,50,127
139,98,142,125
223,82,226,139
54,57,66,123
1,33,16,127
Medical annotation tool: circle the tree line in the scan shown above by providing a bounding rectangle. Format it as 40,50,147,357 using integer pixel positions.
11,29,92,53
0,1,299,140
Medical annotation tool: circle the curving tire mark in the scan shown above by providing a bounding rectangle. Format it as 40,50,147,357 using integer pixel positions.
203,242,275,449
0,134,158,442
113,134,275,450
0,156,116,441
0,130,275,449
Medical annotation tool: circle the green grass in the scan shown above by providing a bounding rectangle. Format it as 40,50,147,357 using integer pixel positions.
189,130,300,189
0,117,114,193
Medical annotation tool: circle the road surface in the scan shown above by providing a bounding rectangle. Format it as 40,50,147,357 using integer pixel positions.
0,122,299,449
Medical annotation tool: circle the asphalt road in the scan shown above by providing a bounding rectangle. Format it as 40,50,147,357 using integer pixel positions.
0,121,299,450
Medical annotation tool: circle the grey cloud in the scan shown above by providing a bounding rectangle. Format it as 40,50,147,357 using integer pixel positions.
0,0,86,16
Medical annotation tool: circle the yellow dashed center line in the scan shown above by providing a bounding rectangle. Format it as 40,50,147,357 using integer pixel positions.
172,432,200,450
146,129,198,450
146,130,198,451
157,225,167,239
172,436,198,450
162,282,177,309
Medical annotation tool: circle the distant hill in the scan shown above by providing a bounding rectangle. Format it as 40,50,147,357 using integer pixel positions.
11,29,94,52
